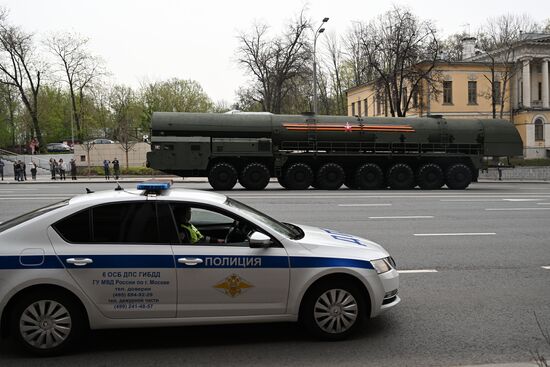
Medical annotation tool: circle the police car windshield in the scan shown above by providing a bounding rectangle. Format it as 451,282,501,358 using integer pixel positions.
0,200,69,233
225,198,302,239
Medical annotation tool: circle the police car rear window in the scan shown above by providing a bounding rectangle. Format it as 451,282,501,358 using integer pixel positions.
0,200,69,233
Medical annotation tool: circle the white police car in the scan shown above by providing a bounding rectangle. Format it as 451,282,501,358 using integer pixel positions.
0,181,399,355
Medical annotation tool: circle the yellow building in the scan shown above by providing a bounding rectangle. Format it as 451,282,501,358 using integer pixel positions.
346,33,550,158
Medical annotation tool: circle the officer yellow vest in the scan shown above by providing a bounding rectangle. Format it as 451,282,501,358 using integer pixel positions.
180,223,204,244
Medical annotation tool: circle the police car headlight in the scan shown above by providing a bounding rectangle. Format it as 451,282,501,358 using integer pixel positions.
371,258,393,274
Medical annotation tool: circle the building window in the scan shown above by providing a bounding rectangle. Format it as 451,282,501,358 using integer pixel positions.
493,81,501,105
468,81,477,105
364,98,368,116
535,118,544,141
443,81,453,104
351,102,355,116
538,82,542,101
357,100,362,116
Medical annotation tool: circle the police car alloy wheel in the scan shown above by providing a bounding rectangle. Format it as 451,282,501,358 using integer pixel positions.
302,281,365,340
11,290,85,356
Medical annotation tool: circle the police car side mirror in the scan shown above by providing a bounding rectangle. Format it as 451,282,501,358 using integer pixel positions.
249,231,272,248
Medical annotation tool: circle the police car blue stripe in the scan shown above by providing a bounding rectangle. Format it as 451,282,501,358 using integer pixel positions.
0,255,374,270
290,256,374,269
0,256,64,270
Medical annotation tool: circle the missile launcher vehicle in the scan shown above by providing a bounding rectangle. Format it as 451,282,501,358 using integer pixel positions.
146,111,523,190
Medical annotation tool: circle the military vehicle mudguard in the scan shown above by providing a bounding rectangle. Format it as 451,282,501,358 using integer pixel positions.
146,112,523,190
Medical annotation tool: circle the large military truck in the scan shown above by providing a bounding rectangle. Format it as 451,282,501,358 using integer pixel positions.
146,111,523,190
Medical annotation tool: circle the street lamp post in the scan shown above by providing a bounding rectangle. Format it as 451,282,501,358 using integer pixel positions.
313,17,329,115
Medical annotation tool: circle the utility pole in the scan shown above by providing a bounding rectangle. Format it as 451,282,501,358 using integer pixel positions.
313,17,329,115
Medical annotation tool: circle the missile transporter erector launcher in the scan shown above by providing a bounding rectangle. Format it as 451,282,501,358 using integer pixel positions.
146,112,523,190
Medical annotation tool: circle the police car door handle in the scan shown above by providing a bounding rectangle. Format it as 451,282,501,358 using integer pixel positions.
66,258,93,266
178,258,203,266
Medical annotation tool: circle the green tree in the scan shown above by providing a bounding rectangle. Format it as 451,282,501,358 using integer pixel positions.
140,78,213,126
110,85,142,168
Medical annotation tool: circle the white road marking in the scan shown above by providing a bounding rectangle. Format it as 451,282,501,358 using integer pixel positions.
486,208,550,211
0,188,38,191
338,204,392,207
414,232,496,236
542,266,550,270
398,269,438,274
369,216,434,219
440,199,503,202
502,198,541,202
231,194,550,200
537,203,550,205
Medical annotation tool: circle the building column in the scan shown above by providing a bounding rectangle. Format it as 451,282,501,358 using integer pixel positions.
542,58,549,109
513,66,519,109
522,58,531,108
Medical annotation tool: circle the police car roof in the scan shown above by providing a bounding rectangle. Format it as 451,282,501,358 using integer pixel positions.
68,187,228,206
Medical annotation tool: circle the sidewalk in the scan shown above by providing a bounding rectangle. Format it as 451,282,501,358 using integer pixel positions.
0,175,210,184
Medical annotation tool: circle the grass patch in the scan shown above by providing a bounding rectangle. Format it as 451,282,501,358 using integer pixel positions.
77,166,164,176
510,158,550,167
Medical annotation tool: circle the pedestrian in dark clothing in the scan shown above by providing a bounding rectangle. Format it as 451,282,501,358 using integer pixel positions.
58,159,66,180
49,158,56,180
14,161,23,181
0,160,4,181
22,161,27,180
113,158,120,180
103,159,110,180
70,158,77,180
497,162,503,181
30,161,37,180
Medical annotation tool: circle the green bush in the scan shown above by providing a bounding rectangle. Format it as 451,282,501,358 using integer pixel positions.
76,166,164,176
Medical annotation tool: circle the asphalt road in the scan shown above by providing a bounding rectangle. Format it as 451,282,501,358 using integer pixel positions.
0,181,549,366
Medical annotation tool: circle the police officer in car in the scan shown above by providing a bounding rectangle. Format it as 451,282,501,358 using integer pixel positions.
175,206,205,244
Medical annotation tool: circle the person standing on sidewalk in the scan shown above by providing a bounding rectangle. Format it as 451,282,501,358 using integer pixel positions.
497,161,504,181
30,160,37,180
22,161,27,181
49,158,56,180
70,158,77,180
112,158,120,180
58,158,66,180
103,159,110,180
0,160,4,181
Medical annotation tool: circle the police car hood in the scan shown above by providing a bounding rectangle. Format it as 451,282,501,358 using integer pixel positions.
293,224,389,259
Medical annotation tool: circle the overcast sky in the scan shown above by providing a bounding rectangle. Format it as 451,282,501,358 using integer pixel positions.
3,0,549,104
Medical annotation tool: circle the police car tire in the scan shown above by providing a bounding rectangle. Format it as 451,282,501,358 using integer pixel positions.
284,163,313,190
302,280,365,340
445,163,472,190
208,163,238,190
354,163,384,190
239,163,270,190
316,163,345,190
416,163,444,190
11,290,85,356
387,163,415,190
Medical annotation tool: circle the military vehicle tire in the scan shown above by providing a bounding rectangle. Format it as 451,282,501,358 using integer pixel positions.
239,163,270,190
417,163,444,190
316,163,345,190
284,163,314,190
387,163,415,190
208,163,238,190
445,163,472,190
355,163,384,190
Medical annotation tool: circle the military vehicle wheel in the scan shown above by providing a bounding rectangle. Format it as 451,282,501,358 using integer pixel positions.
316,163,345,190
284,163,313,190
239,163,270,190
417,163,444,190
355,163,384,190
387,163,415,190
445,164,472,190
208,163,238,190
